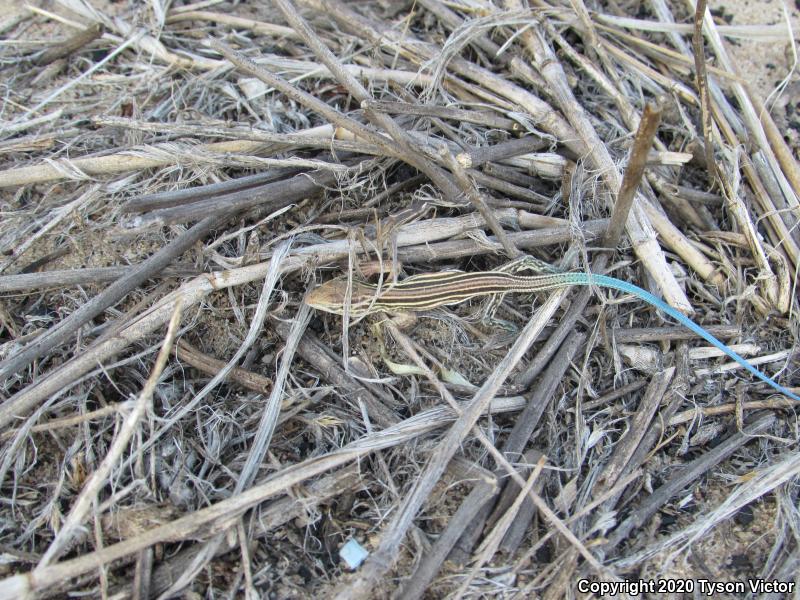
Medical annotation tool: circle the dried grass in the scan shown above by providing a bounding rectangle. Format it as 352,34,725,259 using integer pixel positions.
0,0,798,598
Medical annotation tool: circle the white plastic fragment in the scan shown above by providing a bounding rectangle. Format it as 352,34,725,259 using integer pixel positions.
339,538,369,570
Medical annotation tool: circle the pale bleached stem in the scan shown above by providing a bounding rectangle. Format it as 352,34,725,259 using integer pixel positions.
501,1,693,313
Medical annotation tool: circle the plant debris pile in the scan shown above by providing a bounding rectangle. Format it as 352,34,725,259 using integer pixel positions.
0,0,799,597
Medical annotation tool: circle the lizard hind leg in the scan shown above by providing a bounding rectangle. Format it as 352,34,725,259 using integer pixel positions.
370,314,431,376
479,255,560,329
479,291,522,336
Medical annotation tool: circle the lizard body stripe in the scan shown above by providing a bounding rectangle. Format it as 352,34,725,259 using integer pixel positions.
305,268,799,402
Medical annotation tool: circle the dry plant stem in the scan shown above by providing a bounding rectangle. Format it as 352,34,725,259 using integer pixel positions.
210,36,461,204
0,139,278,188
740,155,800,278
2,184,103,275
416,0,548,91
592,12,800,40
611,449,800,571
97,118,386,162
613,109,720,284
166,10,300,39
579,381,649,411
134,134,545,222
612,324,739,344
396,474,499,600
454,457,546,597
695,0,800,210
691,0,718,180
544,553,579,599
133,467,362,598
416,0,504,64
646,173,716,235
361,174,426,209
457,331,584,558
44,4,223,71
498,5,690,313
90,506,109,598
595,367,674,492
236,523,254,595
669,398,800,426
12,29,143,124
307,0,580,154
0,121,77,149
441,150,520,258
0,405,120,442
34,22,103,66
176,340,272,394
0,265,204,293
133,243,297,510
481,163,539,188
638,200,724,287
595,350,690,522
600,38,698,105
0,392,530,596
308,210,594,260
646,0,742,131
396,220,606,263
692,6,799,277
272,0,462,203
750,154,800,250
508,468,645,585
0,168,338,383
457,136,550,166
603,102,663,249
238,304,312,493
162,297,312,597
137,164,346,225
497,449,547,555
273,320,399,428
380,326,600,596
718,161,782,310
542,20,638,130
3,111,57,143
498,331,584,494
147,141,551,226
603,413,776,551
335,292,611,600
0,13,26,37
469,170,548,205
37,300,183,568
670,183,724,205
123,168,294,213
364,100,520,130
208,40,400,158
595,22,747,85
566,0,616,75
742,81,800,203
0,214,220,383
132,548,153,600
379,329,520,594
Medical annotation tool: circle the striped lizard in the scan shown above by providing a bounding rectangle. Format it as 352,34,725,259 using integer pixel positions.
305,256,800,402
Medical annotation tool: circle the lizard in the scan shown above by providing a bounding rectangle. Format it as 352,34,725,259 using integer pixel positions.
305,256,800,402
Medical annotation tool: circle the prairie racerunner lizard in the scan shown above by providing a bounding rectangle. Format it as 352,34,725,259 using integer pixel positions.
305,258,800,402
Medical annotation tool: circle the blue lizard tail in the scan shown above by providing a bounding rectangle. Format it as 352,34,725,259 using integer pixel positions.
569,273,800,402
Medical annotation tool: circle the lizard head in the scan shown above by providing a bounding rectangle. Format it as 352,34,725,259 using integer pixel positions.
305,279,378,316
